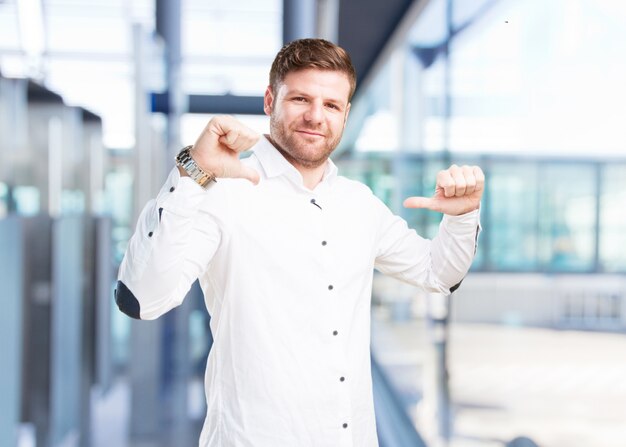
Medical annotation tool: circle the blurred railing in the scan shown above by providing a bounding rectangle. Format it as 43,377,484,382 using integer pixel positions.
372,353,428,447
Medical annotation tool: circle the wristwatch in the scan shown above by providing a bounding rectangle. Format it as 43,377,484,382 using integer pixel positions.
175,145,217,189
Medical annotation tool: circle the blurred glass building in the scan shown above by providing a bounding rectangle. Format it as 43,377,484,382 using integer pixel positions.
1,1,626,446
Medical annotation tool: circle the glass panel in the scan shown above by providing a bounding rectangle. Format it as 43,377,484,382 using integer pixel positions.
421,57,447,152
354,61,399,152
447,0,626,157
599,164,626,272
182,0,282,96
395,156,426,231
13,186,40,216
538,164,596,271
488,161,539,271
0,182,7,218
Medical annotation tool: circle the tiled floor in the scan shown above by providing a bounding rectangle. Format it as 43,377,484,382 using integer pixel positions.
372,311,626,447
87,310,626,447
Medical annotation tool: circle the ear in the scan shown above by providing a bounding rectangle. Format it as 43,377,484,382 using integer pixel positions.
263,86,274,116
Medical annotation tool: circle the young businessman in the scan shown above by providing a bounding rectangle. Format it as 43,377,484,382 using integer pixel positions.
116,38,483,447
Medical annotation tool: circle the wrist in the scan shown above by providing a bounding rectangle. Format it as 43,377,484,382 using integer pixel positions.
177,165,189,177
175,146,217,189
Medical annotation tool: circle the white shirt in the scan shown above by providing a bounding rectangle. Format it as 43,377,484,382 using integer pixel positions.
117,137,480,447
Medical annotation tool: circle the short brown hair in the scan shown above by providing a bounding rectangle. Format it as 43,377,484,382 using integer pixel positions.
269,38,357,101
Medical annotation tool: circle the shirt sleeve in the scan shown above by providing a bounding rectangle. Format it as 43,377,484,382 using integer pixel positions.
115,167,222,320
373,198,480,295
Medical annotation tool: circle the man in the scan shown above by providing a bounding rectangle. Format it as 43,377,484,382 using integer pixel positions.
116,38,483,447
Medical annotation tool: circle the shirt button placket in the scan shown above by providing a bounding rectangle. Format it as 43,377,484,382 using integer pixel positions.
313,195,350,442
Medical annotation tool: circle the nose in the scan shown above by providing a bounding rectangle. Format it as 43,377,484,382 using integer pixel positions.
304,102,324,123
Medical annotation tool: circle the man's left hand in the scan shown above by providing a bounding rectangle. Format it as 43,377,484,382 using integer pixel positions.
403,165,484,216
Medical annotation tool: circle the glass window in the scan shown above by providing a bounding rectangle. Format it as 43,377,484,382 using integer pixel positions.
182,0,281,96
446,0,626,157
538,164,596,271
488,161,539,271
0,182,7,218
599,164,626,272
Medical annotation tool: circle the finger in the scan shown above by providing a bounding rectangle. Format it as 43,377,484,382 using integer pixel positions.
449,164,467,197
218,129,240,149
437,169,456,198
239,166,261,185
403,196,434,210
473,166,485,192
462,165,476,195
221,160,261,185
212,116,260,152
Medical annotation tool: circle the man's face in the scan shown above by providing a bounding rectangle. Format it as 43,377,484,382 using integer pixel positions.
264,68,351,169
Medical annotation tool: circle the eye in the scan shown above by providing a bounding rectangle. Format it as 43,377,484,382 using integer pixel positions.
325,103,340,110
293,96,307,102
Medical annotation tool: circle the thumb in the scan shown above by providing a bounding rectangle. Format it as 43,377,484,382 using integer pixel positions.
403,196,434,209
237,166,261,185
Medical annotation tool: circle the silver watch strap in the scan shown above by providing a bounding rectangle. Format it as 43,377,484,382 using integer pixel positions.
175,145,217,189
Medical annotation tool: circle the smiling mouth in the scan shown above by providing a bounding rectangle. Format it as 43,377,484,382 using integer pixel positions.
296,130,325,137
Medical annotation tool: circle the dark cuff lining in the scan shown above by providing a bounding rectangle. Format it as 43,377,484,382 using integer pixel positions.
450,280,463,293
115,280,141,319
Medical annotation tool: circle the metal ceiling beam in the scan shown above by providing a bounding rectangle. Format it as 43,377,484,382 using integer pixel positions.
338,0,430,96
150,0,428,116
283,0,317,43
151,93,264,115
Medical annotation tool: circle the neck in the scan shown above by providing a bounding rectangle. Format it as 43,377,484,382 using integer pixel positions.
278,148,327,190
267,135,328,190
295,163,326,190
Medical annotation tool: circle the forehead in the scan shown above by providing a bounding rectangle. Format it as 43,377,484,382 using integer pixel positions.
278,68,351,103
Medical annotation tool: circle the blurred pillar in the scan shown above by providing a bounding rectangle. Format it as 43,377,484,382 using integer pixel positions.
157,1,196,444
423,292,452,447
127,2,195,445
130,23,165,444
94,217,114,394
50,216,86,446
401,45,424,152
20,216,53,447
316,0,339,42
283,0,318,43
0,217,24,447
156,0,185,158
132,24,154,220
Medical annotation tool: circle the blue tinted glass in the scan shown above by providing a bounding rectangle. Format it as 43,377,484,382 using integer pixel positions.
600,164,626,272
538,164,596,272
488,162,539,271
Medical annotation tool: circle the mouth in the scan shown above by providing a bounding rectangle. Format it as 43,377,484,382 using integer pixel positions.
296,129,325,138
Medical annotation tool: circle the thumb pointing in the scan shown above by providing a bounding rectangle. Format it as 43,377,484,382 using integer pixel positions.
240,166,260,185
403,196,433,209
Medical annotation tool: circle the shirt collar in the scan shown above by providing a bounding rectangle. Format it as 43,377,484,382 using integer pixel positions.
253,135,338,188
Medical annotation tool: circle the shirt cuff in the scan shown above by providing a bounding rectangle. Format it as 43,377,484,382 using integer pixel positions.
155,167,208,218
441,207,481,234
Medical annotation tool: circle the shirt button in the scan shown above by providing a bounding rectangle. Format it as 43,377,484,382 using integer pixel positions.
321,240,327,246
343,423,348,429
328,285,334,290
333,330,338,336
340,376,345,382
169,186,175,192
148,231,154,237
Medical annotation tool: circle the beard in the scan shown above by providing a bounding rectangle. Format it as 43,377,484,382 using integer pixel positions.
269,113,343,169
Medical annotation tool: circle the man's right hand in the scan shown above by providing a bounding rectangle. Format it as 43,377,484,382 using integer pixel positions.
182,115,261,185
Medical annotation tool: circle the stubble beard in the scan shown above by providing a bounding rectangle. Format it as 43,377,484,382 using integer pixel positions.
269,113,343,170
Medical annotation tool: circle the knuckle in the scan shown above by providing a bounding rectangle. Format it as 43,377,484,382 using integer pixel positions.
440,178,454,189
